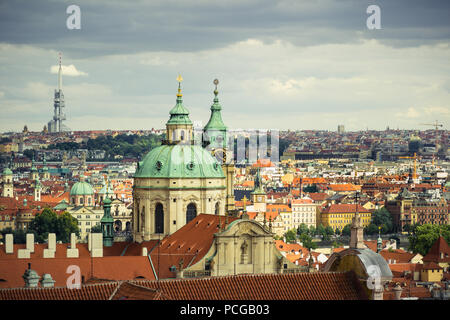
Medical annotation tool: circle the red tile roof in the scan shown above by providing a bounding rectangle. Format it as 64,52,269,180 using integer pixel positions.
423,236,450,263
383,285,432,300
363,240,389,253
0,256,156,289
0,272,368,300
380,251,415,264
133,272,368,300
307,193,329,202
145,214,239,279
422,262,443,271
329,184,361,192
0,282,117,300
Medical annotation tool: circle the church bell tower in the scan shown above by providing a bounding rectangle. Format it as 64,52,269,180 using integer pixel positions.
203,79,235,213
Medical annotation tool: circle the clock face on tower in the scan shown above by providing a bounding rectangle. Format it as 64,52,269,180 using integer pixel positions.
213,149,226,164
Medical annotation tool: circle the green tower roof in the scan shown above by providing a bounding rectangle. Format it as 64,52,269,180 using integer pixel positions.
100,197,114,223
204,85,227,132
2,167,13,175
166,81,192,126
134,144,225,179
70,180,94,196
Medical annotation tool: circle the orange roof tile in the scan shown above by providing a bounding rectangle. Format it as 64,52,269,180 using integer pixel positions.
133,272,368,300
0,272,368,300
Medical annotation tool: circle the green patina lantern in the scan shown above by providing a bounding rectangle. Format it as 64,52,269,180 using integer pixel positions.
100,197,114,247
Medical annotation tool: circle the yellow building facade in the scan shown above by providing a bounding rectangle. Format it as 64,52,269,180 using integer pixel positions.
321,204,372,231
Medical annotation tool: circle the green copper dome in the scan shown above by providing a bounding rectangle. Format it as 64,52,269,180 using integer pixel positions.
134,144,225,179
2,167,12,175
70,180,94,196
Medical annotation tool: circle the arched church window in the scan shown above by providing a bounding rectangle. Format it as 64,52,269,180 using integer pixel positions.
180,130,185,141
172,131,176,141
155,203,164,234
215,202,220,215
186,203,197,224
141,206,145,232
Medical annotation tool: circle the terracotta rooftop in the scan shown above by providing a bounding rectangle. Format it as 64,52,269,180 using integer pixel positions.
0,255,156,289
329,184,361,192
132,271,368,300
380,250,416,264
423,236,450,263
0,271,368,300
0,282,118,300
422,262,443,271
144,214,239,279
307,193,329,202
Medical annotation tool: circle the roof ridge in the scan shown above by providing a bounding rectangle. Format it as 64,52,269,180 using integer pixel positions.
107,281,124,300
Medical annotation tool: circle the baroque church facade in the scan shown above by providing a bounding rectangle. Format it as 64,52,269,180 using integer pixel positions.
132,78,235,242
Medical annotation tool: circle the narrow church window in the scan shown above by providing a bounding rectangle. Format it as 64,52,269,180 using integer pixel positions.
186,203,197,224
141,206,145,232
155,203,164,234
215,202,220,215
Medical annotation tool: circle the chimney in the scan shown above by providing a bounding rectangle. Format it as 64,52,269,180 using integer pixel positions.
5,233,13,254
393,283,403,300
26,233,35,253
23,263,40,288
142,247,148,256
40,274,55,288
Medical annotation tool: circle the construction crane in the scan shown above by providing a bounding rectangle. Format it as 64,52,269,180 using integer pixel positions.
399,152,420,180
420,120,443,165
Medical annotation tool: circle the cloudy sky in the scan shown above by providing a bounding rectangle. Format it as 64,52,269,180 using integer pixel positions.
0,0,449,132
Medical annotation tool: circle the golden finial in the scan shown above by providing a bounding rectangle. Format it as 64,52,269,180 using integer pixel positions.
213,78,219,96
176,74,183,97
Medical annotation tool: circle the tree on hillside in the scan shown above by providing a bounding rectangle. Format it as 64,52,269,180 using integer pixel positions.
364,223,379,235
308,225,316,236
323,226,334,241
342,224,352,237
408,224,450,256
316,224,325,237
0,227,28,244
296,223,309,237
371,207,394,234
299,233,317,251
28,208,79,243
284,229,297,243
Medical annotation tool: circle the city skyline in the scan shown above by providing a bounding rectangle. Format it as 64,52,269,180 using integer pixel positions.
0,0,449,132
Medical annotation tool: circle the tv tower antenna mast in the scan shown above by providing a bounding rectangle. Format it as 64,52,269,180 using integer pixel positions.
49,52,67,133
